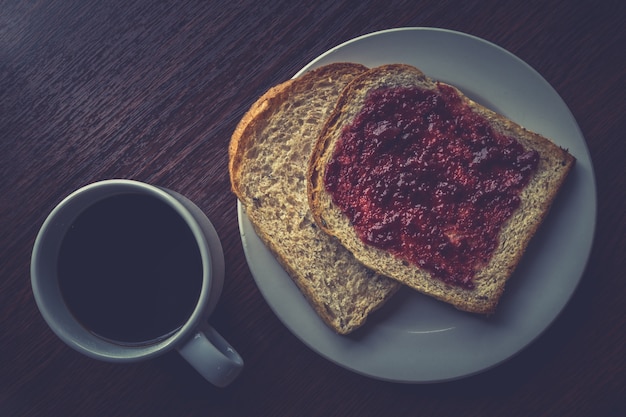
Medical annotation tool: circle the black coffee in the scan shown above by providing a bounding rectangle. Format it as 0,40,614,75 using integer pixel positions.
57,193,203,345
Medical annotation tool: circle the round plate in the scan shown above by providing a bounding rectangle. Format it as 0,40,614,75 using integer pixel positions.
237,27,596,383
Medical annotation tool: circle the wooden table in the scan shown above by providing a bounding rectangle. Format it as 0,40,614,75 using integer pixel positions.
1,1,624,415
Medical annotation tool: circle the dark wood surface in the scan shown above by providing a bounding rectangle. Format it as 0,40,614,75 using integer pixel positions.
1,1,624,416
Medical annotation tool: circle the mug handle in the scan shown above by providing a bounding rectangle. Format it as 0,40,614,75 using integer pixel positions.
177,323,244,387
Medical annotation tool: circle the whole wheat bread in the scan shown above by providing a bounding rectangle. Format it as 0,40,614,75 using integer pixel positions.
229,63,400,334
308,64,575,314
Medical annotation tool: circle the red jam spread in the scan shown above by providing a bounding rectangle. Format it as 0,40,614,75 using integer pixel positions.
324,84,539,288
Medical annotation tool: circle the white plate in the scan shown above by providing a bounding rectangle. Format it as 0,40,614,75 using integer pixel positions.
237,27,596,383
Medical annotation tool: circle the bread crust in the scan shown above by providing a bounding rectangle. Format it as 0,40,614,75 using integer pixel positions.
308,64,575,314
229,63,400,334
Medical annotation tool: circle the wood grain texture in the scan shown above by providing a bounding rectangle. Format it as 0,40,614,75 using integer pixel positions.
1,0,624,416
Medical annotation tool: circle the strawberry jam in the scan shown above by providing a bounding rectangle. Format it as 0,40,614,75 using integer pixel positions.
324,84,539,288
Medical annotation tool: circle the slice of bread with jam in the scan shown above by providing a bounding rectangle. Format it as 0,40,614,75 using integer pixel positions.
308,64,575,314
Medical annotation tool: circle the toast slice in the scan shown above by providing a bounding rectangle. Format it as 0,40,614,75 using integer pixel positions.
308,64,575,314
229,63,400,334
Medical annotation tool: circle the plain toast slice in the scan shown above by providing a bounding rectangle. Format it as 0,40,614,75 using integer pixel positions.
308,64,575,314
229,63,400,334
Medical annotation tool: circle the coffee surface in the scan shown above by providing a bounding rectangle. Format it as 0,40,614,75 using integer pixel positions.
58,193,203,344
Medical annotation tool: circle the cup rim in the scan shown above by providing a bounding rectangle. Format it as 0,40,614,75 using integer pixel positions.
30,179,214,362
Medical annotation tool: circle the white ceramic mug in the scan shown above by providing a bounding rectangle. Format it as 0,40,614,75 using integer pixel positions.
31,179,243,387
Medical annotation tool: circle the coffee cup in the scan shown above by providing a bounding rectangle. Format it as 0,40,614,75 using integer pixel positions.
31,179,243,387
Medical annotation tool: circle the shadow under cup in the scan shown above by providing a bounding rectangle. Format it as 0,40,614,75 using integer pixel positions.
31,180,242,385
